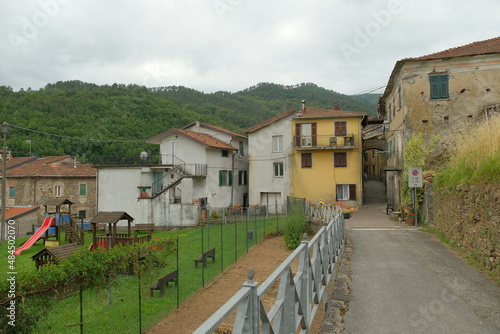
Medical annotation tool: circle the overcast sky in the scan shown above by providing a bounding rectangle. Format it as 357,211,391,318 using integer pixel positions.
1,0,499,95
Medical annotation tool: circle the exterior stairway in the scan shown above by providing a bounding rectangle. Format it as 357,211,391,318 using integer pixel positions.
60,217,85,245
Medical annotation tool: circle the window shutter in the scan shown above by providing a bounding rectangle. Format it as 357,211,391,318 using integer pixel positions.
349,184,356,200
311,122,317,146
295,124,301,147
228,170,233,186
219,170,224,186
429,76,439,99
335,122,347,136
439,75,449,98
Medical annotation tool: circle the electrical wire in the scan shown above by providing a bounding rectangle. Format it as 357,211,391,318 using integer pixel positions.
4,122,145,143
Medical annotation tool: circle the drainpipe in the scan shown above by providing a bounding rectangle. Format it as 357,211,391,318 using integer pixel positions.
230,140,239,207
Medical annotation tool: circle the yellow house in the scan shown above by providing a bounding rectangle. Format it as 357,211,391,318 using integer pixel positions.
291,104,367,206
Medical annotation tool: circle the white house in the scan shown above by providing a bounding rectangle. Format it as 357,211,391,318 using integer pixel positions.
146,121,249,209
96,121,248,228
244,109,295,210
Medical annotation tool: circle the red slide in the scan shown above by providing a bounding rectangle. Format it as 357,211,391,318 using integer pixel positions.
14,217,56,256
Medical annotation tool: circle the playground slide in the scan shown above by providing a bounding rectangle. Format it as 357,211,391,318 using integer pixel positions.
14,217,55,256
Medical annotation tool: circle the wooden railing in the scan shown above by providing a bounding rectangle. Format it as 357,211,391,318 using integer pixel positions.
93,234,152,249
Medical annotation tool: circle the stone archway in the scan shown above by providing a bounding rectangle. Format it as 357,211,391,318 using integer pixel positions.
362,139,386,181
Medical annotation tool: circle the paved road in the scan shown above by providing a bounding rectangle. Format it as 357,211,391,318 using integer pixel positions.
320,181,500,334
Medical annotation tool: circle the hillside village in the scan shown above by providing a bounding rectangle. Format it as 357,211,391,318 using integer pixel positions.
1,36,499,266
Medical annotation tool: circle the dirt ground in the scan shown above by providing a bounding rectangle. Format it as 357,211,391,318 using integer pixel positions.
147,236,294,334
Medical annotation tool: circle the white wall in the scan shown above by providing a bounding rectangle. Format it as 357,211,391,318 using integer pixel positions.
247,115,293,206
97,167,152,226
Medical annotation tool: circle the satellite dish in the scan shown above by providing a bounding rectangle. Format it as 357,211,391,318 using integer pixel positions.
139,151,149,161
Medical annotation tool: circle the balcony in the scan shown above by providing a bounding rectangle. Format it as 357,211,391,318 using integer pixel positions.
138,163,208,199
293,134,356,150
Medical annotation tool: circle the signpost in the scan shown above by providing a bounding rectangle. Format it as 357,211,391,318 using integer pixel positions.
408,167,422,226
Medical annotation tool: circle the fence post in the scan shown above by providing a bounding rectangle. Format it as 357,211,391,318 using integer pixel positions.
201,225,205,287
79,284,83,334
241,268,259,333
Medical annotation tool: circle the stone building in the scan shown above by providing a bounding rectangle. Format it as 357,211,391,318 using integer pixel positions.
2,155,97,224
378,36,500,207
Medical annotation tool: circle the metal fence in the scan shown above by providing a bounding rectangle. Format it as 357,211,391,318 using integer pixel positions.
1,204,293,334
193,210,345,334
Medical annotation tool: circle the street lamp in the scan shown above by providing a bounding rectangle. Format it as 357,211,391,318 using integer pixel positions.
1,122,10,244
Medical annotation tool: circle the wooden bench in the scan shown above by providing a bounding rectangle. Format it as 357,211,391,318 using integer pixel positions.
133,223,155,233
193,248,216,268
149,270,178,297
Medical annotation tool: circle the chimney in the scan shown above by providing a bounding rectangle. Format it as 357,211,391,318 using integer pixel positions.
295,100,306,117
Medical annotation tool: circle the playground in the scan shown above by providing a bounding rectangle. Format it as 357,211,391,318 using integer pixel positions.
3,202,292,333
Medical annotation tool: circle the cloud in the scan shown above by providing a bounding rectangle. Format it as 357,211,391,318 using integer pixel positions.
0,0,499,94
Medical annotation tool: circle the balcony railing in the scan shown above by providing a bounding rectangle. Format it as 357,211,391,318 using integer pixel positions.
293,134,355,150
139,163,208,199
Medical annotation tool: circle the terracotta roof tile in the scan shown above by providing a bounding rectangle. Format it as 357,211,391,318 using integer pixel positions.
5,206,39,220
177,129,238,150
6,156,96,177
295,107,367,119
146,121,244,144
413,36,500,61
182,121,246,139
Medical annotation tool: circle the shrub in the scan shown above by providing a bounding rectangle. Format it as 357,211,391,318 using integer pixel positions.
283,203,308,250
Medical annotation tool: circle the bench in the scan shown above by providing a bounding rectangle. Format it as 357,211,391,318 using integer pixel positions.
149,270,178,297
133,223,155,233
193,248,216,268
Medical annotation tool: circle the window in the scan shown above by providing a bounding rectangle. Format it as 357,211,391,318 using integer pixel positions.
9,187,15,198
334,152,347,167
301,153,312,168
54,185,63,197
336,184,356,200
334,121,347,136
219,170,232,186
294,123,317,147
398,86,402,108
238,170,248,185
429,74,449,100
77,210,87,219
273,162,284,177
272,136,283,152
79,183,87,196
221,150,229,157
239,141,244,157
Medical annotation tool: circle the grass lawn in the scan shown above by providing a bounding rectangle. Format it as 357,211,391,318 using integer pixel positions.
1,214,288,333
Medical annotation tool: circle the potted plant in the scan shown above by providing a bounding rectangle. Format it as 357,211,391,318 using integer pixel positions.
336,202,358,219
405,206,415,225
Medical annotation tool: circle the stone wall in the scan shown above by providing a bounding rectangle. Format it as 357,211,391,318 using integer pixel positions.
433,183,500,273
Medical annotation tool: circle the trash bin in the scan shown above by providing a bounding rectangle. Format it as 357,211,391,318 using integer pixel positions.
247,230,254,240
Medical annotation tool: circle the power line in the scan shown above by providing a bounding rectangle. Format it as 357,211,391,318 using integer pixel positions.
4,122,145,143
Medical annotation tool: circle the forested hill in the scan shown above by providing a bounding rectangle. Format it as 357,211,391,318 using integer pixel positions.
0,81,378,164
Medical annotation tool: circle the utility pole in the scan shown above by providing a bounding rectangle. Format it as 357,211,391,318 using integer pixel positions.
1,122,9,244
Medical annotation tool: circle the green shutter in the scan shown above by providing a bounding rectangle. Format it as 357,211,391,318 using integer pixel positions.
439,75,449,98
228,170,233,186
219,170,224,186
79,183,87,196
430,75,449,99
430,76,439,99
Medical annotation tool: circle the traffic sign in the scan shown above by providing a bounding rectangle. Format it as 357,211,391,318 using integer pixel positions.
408,167,422,188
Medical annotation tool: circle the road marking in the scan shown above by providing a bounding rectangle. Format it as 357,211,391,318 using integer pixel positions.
348,227,418,231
